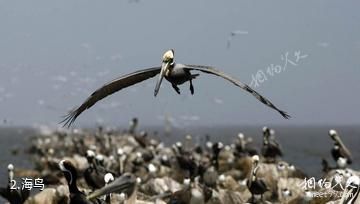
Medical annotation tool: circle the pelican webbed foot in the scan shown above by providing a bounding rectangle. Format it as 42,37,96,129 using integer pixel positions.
189,80,194,95
172,84,181,94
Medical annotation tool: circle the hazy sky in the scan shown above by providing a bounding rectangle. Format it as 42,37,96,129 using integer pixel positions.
0,0,359,127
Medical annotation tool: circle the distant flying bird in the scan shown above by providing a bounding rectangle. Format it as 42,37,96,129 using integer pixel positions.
61,49,290,127
316,42,330,48
227,30,249,49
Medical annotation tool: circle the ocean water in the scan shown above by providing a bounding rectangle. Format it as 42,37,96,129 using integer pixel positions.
0,127,35,186
0,125,359,190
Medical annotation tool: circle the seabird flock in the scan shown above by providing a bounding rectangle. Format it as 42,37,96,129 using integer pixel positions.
1,125,359,204
61,49,290,127
0,50,357,204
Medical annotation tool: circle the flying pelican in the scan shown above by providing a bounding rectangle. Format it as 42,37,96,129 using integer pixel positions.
61,49,290,127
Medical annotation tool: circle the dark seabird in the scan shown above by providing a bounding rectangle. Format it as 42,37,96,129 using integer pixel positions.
211,142,224,170
134,130,150,148
0,164,30,204
61,49,290,127
261,127,283,162
234,133,258,156
247,155,268,203
59,160,98,204
167,186,192,204
175,154,198,182
84,150,106,190
128,117,138,135
329,129,352,168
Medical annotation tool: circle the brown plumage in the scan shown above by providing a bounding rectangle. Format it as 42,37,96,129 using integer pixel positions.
61,49,290,127
61,67,161,127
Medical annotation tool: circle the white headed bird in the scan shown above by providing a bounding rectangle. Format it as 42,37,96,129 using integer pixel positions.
62,49,290,127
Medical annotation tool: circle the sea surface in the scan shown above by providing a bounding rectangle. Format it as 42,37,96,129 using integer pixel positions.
0,125,359,189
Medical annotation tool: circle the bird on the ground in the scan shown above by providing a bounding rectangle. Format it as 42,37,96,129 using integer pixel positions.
87,173,136,204
59,160,99,204
128,118,138,135
329,129,352,168
261,127,283,162
247,155,268,203
84,150,106,190
234,133,258,156
0,164,30,204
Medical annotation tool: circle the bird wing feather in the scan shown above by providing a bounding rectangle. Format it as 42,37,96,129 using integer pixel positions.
183,64,290,119
61,67,161,127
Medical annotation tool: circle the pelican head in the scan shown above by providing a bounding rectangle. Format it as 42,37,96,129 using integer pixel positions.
154,49,174,96
250,155,260,183
104,173,115,184
59,160,77,186
262,126,268,133
7,164,14,171
86,150,95,159
252,155,260,165
96,154,105,166
163,49,174,63
183,178,191,186
238,133,244,139
329,129,338,140
262,126,270,139
7,164,14,182
117,148,124,156
87,173,136,201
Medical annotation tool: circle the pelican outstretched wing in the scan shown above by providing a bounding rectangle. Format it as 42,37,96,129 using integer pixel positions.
61,67,161,127
183,64,290,119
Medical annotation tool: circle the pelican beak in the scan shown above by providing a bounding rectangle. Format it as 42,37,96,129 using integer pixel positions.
87,174,136,200
154,62,170,96
8,169,14,183
335,136,352,158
